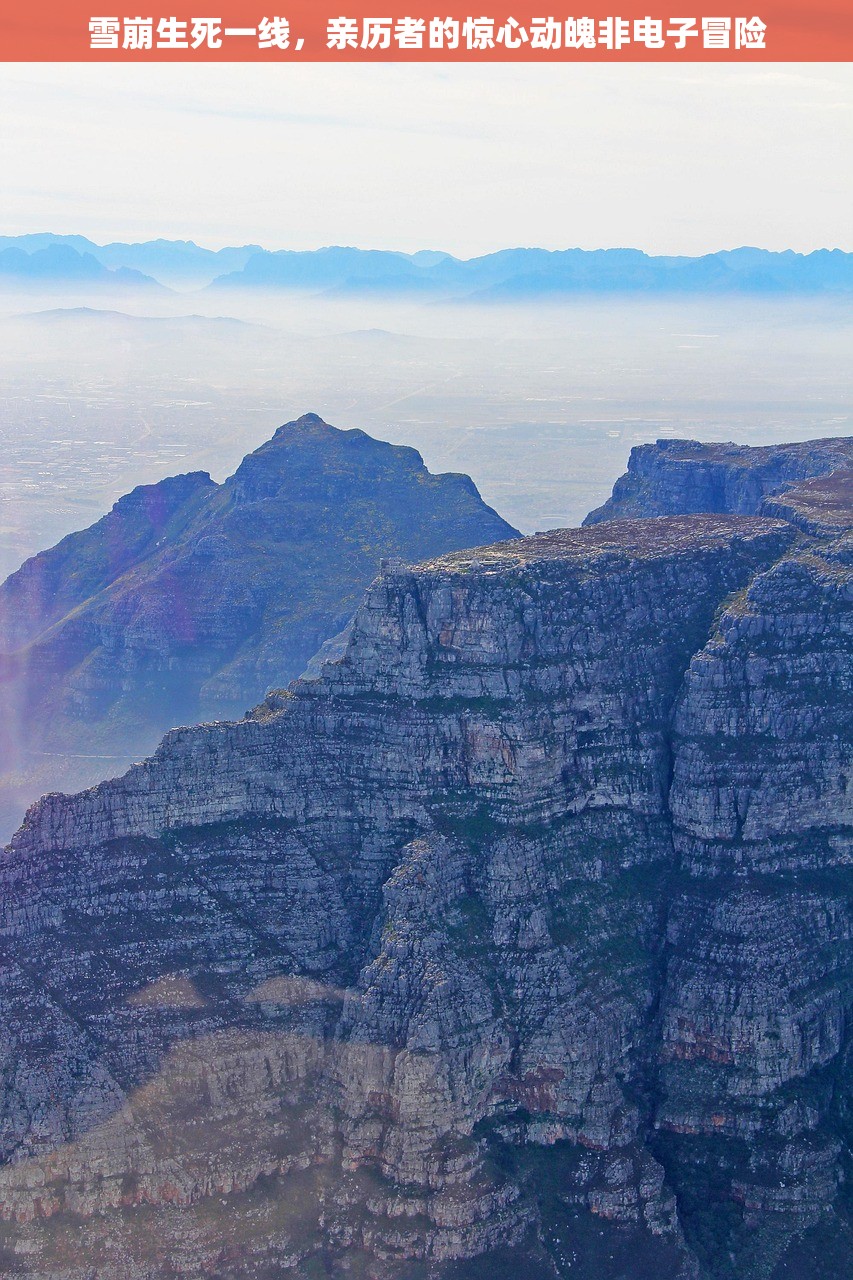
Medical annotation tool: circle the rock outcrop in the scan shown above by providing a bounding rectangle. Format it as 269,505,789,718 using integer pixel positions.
0,466,849,1278
583,436,853,525
0,414,517,842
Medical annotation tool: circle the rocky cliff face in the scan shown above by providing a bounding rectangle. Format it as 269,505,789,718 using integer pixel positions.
0,414,517,843
583,436,853,525
0,468,849,1279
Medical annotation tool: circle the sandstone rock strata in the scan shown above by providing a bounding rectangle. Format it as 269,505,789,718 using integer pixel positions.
584,436,853,526
0,484,850,1279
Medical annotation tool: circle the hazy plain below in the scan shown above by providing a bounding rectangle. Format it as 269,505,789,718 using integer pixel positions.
0,283,850,580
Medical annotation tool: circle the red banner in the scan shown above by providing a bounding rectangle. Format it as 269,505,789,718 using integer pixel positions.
2,1,851,61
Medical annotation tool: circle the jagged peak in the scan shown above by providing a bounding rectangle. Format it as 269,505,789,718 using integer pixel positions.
267,412,400,454
225,413,435,504
272,411,335,436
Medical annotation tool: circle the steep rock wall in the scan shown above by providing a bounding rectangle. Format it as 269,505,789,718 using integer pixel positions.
584,437,853,526
0,502,849,1279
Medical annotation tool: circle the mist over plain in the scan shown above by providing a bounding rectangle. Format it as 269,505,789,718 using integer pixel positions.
0,281,850,580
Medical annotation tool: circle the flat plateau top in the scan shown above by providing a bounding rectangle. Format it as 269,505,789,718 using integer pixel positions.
416,514,795,574
646,436,853,465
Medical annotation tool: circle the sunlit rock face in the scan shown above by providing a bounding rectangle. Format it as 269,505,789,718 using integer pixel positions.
0,468,850,1280
0,413,517,842
583,435,853,525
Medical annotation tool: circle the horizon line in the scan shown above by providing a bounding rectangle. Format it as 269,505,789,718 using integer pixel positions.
2,233,852,260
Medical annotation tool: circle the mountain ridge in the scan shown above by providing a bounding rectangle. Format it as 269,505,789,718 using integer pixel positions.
0,243,165,290
209,244,853,297
0,413,518,841
2,235,851,294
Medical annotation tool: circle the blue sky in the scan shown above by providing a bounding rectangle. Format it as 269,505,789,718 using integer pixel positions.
1,63,850,255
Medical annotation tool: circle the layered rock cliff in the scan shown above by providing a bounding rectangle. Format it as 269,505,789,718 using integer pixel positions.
583,436,853,525
1,469,849,1279
0,414,517,842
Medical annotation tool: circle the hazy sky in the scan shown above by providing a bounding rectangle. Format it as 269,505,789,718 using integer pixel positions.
1,62,850,256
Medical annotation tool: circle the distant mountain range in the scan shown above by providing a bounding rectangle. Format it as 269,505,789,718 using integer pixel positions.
0,235,259,289
1,234,851,295
0,413,517,841
0,242,165,290
210,244,853,298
